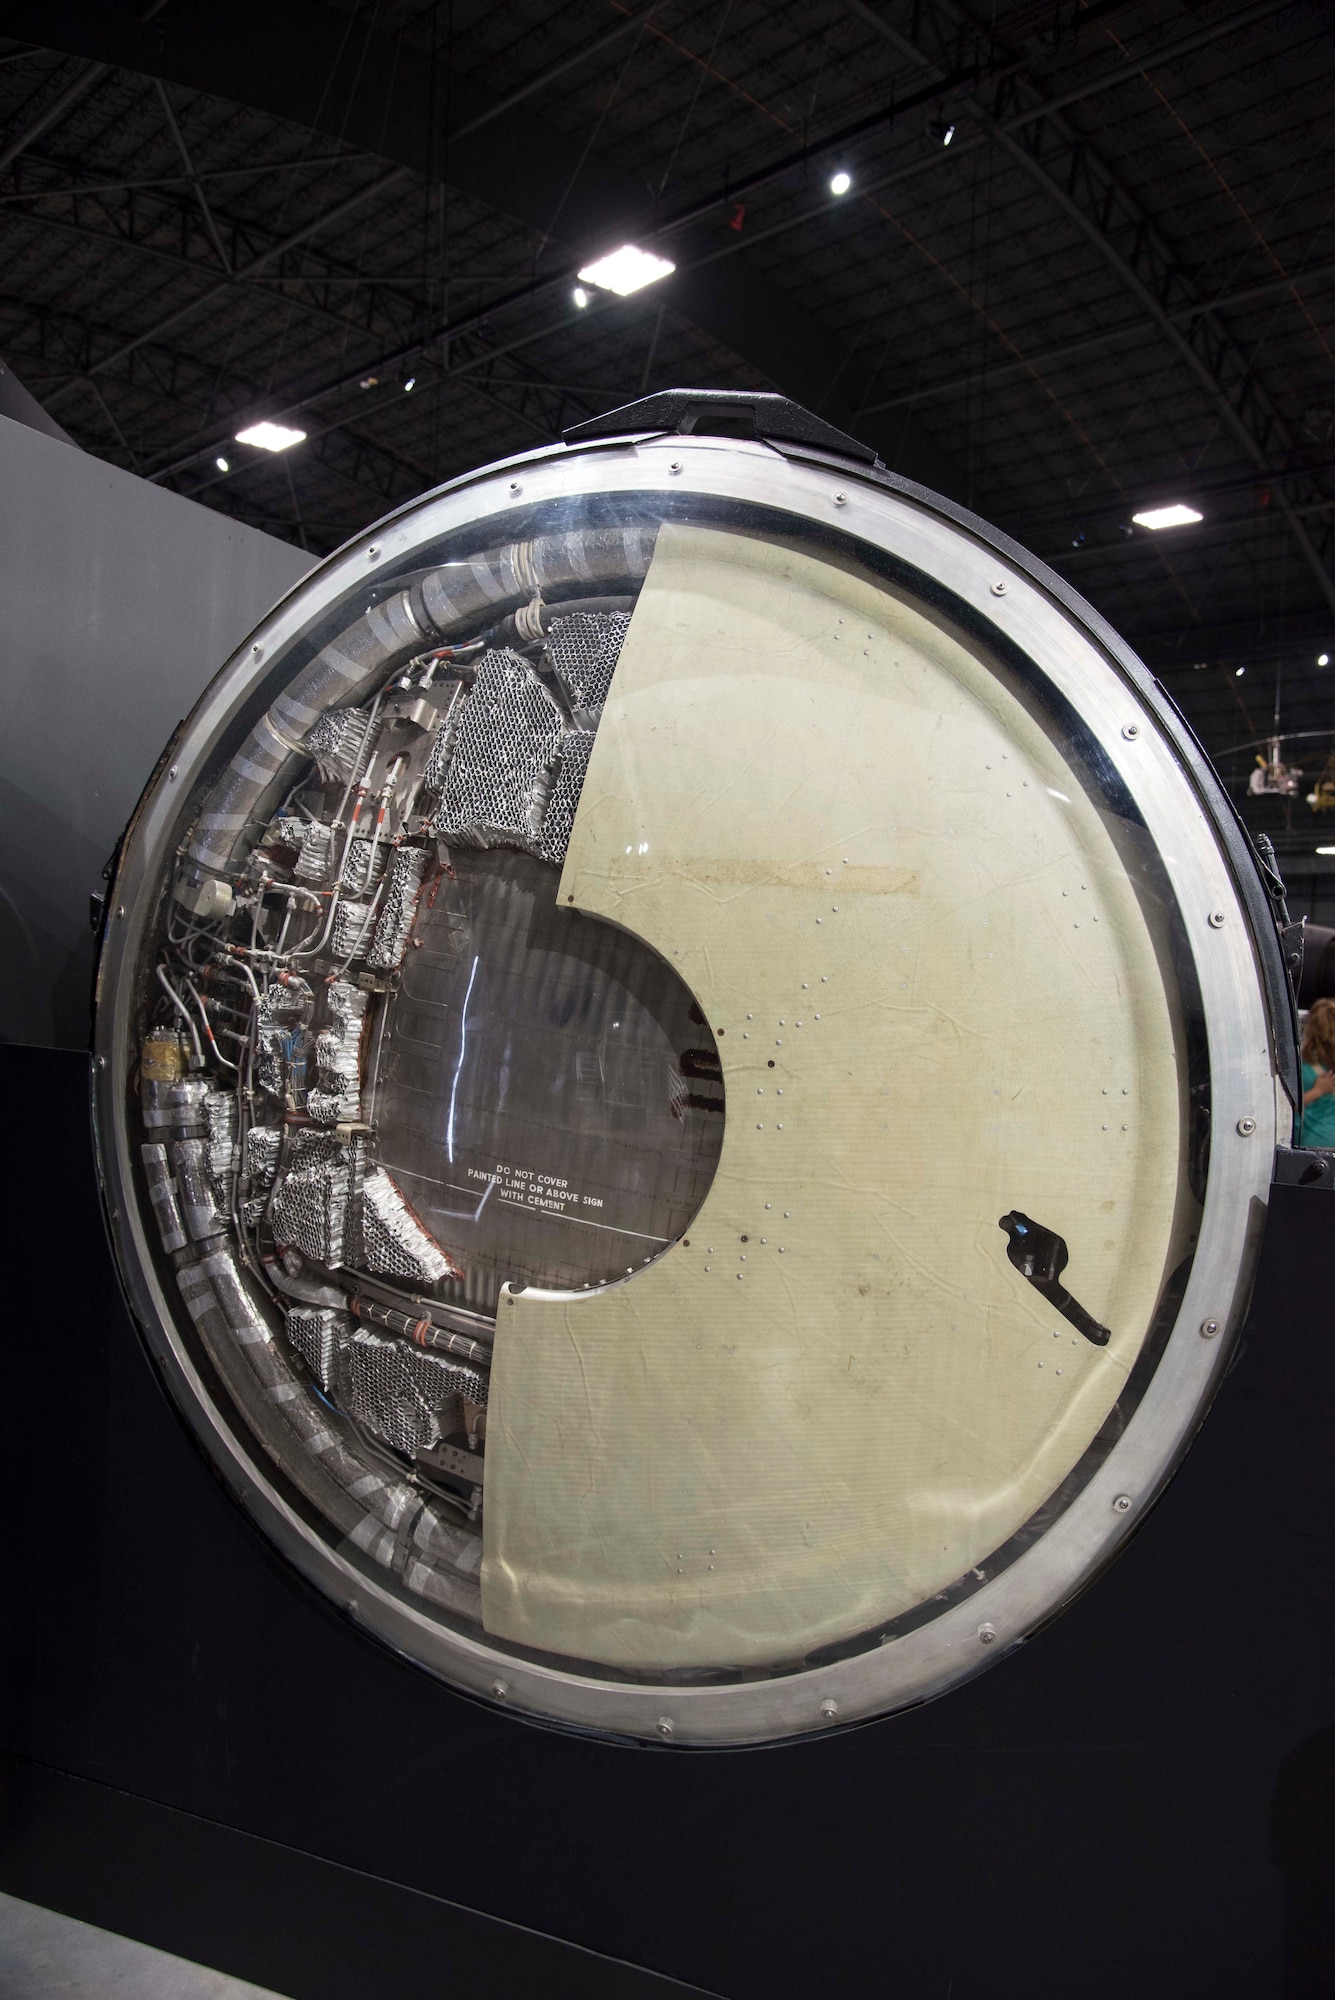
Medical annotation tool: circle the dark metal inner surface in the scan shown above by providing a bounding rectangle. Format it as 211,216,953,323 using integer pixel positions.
370,848,724,1295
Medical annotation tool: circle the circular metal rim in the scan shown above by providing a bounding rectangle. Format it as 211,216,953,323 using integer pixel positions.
93,431,1281,1746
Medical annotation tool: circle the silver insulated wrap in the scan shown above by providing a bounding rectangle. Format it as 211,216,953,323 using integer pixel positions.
269,1133,357,1266
186,590,424,877
304,705,373,785
243,1123,281,1193
204,1090,237,1201
171,1136,228,1241
286,1304,352,1401
415,522,656,635
359,1168,454,1284
349,1327,487,1457
308,980,366,1125
141,1142,187,1254
331,901,377,962
432,649,563,851
365,846,429,969
142,1077,208,1132
539,730,597,866
180,522,655,893
179,1256,449,1578
547,609,630,719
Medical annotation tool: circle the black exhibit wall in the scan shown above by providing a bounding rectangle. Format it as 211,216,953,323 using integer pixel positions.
0,413,310,1049
2,1042,1334,2000
2,409,1335,2000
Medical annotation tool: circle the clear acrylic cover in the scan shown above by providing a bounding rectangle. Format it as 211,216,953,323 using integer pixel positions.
93,434,1279,1742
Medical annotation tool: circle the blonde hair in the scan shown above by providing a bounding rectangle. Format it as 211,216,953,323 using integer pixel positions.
1303,996,1335,1071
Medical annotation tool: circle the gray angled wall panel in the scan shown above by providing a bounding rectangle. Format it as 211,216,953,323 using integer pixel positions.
0,415,311,1048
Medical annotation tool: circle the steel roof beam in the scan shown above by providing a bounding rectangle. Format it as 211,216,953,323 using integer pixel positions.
861,258,1335,416
1,0,966,493
844,0,1335,613
0,292,433,518
9,187,426,358
0,55,107,176
34,164,408,406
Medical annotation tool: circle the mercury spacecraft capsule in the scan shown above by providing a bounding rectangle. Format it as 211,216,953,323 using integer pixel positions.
92,390,1296,1744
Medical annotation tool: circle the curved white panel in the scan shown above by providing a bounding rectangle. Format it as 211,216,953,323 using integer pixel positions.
485,524,1188,1667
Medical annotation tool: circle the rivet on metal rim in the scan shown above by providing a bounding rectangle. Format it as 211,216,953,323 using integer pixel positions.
1112,1494,1132,1513
95,1054,106,1070
669,460,683,473
1200,1318,1221,1339
168,765,178,780
977,1622,997,1645
1121,722,1140,739
509,481,522,494
116,904,126,919
367,544,381,560
820,1698,839,1721
833,492,847,505
491,1680,509,1701
656,1715,674,1738
990,579,1008,596
252,642,263,657
1236,1116,1257,1136
1208,909,1227,928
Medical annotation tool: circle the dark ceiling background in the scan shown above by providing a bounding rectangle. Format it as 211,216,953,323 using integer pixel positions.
1,0,1332,899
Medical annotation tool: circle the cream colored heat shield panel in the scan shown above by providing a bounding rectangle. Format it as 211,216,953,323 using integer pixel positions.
481,523,1186,1670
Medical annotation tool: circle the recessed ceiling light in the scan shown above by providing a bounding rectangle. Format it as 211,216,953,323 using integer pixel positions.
404,377,415,393
235,421,306,453
572,285,589,308
1319,652,1330,666
1318,845,1335,855
1131,503,1203,531
215,456,229,472
926,117,956,146
577,244,676,297
829,170,852,196
1235,666,1246,677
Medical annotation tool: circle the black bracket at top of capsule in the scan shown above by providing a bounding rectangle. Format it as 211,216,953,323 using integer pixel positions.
562,388,880,465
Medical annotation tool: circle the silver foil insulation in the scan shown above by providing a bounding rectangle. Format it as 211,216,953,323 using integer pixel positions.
348,1327,486,1458
359,1168,458,1285
308,979,367,1125
431,648,563,852
366,847,429,970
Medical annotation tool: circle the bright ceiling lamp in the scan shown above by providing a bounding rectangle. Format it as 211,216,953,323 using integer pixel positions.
1131,503,1203,531
236,420,307,452
577,244,675,297
1317,845,1335,855
829,169,852,196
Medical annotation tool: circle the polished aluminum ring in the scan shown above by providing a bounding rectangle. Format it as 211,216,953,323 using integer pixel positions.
94,428,1285,1744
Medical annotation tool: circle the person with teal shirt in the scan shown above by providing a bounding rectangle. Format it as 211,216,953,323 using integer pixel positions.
1300,997,1335,1147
